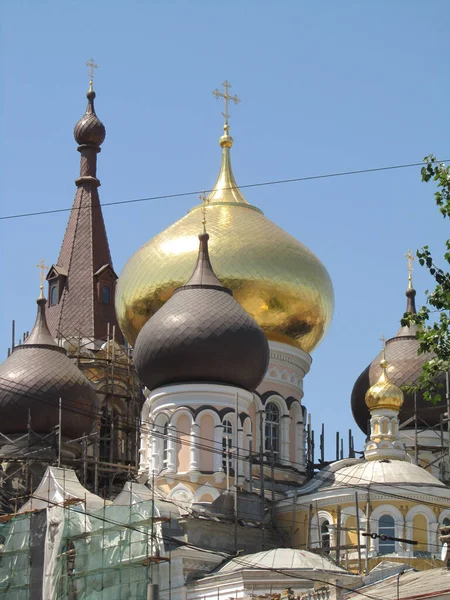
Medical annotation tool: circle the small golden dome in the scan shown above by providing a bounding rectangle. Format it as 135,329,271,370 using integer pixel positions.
116,129,334,352
365,356,404,412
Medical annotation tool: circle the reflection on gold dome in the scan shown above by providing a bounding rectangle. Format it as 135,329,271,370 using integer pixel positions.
116,124,334,353
365,356,404,412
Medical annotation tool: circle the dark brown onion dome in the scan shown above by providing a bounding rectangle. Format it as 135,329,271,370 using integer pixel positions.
0,297,98,439
133,232,270,392
351,286,447,433
73,88,106,147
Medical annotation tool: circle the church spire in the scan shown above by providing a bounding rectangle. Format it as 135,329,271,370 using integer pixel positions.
208,80,248,205
46,67,122,344
364,341,406,461
395,249,418,338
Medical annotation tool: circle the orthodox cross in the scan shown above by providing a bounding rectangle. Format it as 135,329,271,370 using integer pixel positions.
405,249,415,288
379,334,387,360
199,191,209,233
212,80,240,126
36,259,49,298
86,58,98,86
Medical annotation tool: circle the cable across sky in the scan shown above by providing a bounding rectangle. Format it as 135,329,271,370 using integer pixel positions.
0,158,448,221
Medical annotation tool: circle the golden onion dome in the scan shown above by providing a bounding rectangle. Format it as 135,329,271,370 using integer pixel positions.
365,355,404,412
115,124,334,352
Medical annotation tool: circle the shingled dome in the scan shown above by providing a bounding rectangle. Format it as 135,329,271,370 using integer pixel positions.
0,297,98,439
73,88,106,147
133,232,270,392
351,286,447,433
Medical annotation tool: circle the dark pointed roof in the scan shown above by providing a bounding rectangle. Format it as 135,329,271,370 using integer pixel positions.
133,232,270,392
45,84,122,342
184,232,224,288
0,298,98,438
351,285,447,433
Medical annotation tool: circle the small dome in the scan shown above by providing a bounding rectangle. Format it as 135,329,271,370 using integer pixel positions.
73,88,106,146
365,357,404,412
320,459,446,489
133,232,270,392
0,298,98,439
351,286,447,432
217,548,348,574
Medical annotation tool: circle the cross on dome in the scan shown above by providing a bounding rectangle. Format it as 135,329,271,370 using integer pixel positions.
405,249,415,289
212,80,240,127
85,58,99,90
199,191,209,233
36,259,49,299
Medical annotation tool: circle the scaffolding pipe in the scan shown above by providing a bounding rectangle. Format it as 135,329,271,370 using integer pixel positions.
58,398,62,468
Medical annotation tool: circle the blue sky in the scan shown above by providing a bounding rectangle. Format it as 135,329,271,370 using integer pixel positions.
1,0,449,456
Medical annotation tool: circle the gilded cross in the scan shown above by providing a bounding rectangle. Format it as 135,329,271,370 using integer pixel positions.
405,249,415,289
199,191,209,233
379,334,386,360
86,58,99,84
36,259,49,298
212,80,240,125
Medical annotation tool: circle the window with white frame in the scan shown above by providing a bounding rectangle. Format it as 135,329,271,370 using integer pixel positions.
321,519,331,550
378,514,396,554
265,402,280,456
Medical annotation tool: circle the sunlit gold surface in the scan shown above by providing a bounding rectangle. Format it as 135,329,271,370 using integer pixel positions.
365,359,404,411
116,128,334,353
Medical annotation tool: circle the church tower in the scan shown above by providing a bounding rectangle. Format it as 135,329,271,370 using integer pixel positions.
117,81,334,500
43,65,143,496
45,62,121,345
351,252,449,480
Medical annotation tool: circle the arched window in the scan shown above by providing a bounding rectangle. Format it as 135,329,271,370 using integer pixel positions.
222,420,233,473
321,520,330,550
265,402,280,455
102,285,111,305
444,517,450,526
50,285,58,306
162,422,169,467
378,515,396,555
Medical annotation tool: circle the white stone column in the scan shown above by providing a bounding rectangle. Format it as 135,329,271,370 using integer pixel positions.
395,519,405,555
151,425,159,474
213,424,224,474
404,520,414,557
138,423,150,475
281,415,290,464
429,522,439,555
295,420,305,470
190,422,200,474
237,427,245,486
166,424,176,473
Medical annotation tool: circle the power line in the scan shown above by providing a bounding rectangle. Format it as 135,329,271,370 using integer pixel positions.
1,371,450,515
3,487,380,599
222,554,381,600
0,159,448,221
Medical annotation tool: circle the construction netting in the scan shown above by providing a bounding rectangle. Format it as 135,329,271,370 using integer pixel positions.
0,499,164,599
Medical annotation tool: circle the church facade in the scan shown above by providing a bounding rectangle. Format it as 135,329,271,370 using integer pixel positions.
0,75,449,599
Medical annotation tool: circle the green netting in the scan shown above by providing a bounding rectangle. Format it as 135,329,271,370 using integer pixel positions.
0,500,161,600
0,514,31,600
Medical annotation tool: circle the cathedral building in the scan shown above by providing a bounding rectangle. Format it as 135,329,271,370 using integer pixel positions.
0,75,449,598
0,77,143,503
117,101,333,498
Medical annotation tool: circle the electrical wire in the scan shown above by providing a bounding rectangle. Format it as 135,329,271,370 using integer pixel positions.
0,479,390,600
225,553,382,600
0,159,448,221
1,371,450,520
